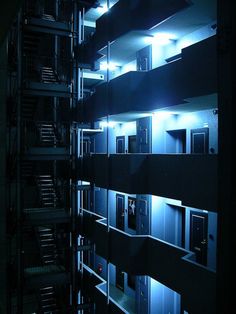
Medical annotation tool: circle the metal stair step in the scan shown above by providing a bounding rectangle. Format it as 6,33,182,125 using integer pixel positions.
40,239,54,243
40,291,55,297
41,297,55,303
40,286,54,291
42,14,56,21
38,178,53,182
38,227,52,232
42,303,57,309
43,255,57,259
44,260,56,264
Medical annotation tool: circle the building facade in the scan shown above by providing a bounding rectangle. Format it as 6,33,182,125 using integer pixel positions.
0,0,235,313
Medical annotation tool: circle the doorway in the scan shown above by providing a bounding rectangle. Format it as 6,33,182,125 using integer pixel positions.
128,197,136,230
190,211,208,265
128,135,137,153
165,204,185,247
166,129,186,153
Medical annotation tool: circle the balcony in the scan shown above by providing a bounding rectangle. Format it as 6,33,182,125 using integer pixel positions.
80,210,216,314
80,36,217,122
24,265,69,289
92,0,191,52
78,154,217,211
24,16,71,37
24,207,70,225
23,56,71,97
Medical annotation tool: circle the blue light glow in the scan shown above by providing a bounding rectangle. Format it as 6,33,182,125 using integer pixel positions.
100,61,119,71
99,121,117,128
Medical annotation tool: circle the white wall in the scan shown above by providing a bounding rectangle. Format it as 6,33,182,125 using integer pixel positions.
152,23,216,70
152,109,218,154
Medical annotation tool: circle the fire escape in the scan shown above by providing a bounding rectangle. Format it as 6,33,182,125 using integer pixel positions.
6,0,100,313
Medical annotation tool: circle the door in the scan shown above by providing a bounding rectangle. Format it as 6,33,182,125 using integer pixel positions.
137,195,151,235
190,211,208,265
128,197,136,230
191,128,209,154
137,117,152,153
116,136,125,153
128,135,137,153
136,276,150,314
116,268,124,291
116,194,125,231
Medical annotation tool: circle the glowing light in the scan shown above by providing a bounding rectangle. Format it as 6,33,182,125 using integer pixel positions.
152,111,175,119
144,36,154,45
99,121,116,128
99,62,119,71
97,5,108,14
122,62,136,73
148,33,177,46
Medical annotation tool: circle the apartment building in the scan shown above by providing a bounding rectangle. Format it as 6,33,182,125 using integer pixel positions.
0,0,235,313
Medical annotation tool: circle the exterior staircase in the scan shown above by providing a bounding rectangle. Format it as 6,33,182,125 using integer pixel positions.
42,13,56,21
41,66,59,84
22,95,37,120
21,160,34,180
37,226,58,265
23,31,41,55
39,285,60,314
36,175,59,208
37,122,57,146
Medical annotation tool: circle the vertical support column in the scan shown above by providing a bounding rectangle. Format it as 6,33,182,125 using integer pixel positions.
71,1,79,312
217,0,236,313
16,9,23,314
53,0,59,194
0,38,7,314
106,0,110,308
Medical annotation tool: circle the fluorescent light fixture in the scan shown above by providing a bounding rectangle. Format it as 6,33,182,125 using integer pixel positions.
100,61,119,71
97,5,108,14
148,33,177,46
152,111,175,119
82,181,90,186
122,62,136,73
143,36,154,45
99,121,116,128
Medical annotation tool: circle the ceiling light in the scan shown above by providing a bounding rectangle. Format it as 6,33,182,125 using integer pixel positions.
151,33,176,46
100,62,119,71
97,5,108,14
152,111,175,118
99,121,116,128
